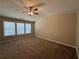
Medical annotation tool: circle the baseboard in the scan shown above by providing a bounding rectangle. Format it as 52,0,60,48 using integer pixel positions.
37,35,76,48
37,35,79,58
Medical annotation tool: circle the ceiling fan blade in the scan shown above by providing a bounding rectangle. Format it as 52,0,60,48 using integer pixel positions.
12,0,24,6
24,6,28,9
33,8,38,11
33,3,45,7
33,12,39,15
11,0,28,7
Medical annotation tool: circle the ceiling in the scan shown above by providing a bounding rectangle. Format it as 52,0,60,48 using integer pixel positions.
0,0,79,21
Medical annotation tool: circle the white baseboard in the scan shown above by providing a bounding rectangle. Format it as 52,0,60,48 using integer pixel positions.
39,37,76,48
38,36,79,58
37,36,76,48
36,35,79,58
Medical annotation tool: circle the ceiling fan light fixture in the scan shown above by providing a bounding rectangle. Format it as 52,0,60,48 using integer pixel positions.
28,12,33,16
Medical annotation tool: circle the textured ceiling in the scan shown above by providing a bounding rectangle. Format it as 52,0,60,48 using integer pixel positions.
0,0,79,21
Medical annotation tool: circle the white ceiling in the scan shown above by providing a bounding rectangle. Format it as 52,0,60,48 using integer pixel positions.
0,0,79,21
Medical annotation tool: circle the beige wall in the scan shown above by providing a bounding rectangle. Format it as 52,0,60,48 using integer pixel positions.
76,11,79,58
35,13,77,46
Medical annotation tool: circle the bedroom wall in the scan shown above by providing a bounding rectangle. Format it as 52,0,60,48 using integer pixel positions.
76,11,79,58
35,13,77,47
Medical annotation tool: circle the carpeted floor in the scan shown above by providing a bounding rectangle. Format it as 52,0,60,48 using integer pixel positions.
0,36,78,59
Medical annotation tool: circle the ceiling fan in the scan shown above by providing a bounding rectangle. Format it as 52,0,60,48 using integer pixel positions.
23,6,39,16
12,0,45,16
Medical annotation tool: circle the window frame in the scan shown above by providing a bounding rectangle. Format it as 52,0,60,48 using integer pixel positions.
3,21,16,36
3,21,33,37
25,23,32,34
16,22,25,35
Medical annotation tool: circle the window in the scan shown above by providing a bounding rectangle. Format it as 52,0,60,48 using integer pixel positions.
3,21,32,36
17,23,24,35
3,21,15,36
25,23,31,34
